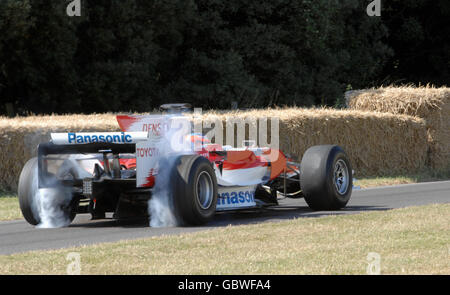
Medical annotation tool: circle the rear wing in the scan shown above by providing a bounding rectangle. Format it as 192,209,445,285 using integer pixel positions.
37,115,191,189
50,132,148,145
37,141,136,188
37,132,148,188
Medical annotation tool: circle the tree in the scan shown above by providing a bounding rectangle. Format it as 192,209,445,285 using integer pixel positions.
3,0,445,115
381,0,450,85
0,0,34,115
161,0,392,108
75,0,160,113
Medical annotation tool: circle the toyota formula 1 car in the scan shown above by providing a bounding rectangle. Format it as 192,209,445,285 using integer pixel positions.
18,104,353,226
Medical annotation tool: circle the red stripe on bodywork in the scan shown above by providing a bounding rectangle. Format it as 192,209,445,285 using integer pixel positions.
262,149,287,180
142,169,156,187
222,150,268,170
143,175,155,187
116,115,139,132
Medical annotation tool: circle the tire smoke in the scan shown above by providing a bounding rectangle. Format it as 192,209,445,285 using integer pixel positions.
30,165,73,228
148,116,193,227
31,157,91,228
148,155,178,227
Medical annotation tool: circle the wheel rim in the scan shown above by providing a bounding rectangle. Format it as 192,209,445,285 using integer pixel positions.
195,171,214,209
333,159,349,195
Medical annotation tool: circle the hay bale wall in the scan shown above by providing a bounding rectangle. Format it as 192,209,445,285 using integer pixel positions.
0,109,428,192
347,86,450,171
0,114,120,191
202,108,427,177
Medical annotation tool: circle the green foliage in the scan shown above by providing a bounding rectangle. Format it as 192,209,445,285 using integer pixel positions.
168,0,391,107
380,0,450,86
75,0,161,112
0,0,446,114
0,0,34,113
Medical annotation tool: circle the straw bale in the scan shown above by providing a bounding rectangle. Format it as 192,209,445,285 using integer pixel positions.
347,86,450,171
201,108,427,177
0,109,428,191
0,114,119,191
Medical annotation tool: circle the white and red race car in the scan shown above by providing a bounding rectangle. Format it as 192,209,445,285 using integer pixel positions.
18,104,353,226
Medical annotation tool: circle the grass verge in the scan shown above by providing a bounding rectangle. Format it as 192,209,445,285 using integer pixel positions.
0,191,21,221
354,169,450,188
0,203,449,275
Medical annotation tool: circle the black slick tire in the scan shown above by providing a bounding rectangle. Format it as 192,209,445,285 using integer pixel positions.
171,155,218,225
300,145,352,210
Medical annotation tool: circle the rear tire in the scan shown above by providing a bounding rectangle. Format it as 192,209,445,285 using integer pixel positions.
18,158,40,225
300,145,352,210
18,157,78,226
171,155,218,225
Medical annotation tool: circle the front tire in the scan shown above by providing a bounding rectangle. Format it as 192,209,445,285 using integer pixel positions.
300,145,352,210
171,155,218,225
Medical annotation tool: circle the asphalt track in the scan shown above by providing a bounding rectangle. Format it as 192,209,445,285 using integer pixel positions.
0,181,449,255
